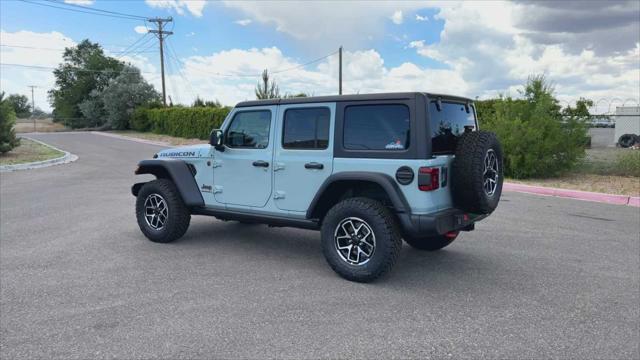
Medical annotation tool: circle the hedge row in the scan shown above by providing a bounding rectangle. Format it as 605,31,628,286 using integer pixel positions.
131,107,230,139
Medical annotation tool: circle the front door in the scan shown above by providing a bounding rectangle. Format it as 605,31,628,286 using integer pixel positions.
273,103,334,212
213,107,275,208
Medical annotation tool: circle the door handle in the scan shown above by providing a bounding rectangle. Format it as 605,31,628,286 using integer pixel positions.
252,160,269,168
304,162,324,170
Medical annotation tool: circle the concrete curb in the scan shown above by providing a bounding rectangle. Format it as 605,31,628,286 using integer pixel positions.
91,131,171,147
0,136,78,172
504,182,639,208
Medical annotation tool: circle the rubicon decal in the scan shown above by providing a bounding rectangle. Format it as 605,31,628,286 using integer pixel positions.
159,151,197,157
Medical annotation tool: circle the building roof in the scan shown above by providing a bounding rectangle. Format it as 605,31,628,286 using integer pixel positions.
235,92,474,107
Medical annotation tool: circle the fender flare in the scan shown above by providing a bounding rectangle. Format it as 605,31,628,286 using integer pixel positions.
133,159,204,207
306,172,410,219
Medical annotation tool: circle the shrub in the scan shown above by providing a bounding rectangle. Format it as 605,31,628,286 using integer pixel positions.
476,76,589,179
615,151,640,177
144,107,230,139
130,107,152,132
0,92,21,154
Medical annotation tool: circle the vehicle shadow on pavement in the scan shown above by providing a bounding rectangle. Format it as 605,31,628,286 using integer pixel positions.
178,219,496,287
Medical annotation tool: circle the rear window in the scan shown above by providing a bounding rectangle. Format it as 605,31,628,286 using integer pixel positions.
429,101,476,154
344,104,410,151
283,107,330,149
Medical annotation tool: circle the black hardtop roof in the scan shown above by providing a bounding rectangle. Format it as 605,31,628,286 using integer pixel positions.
235,92,474,107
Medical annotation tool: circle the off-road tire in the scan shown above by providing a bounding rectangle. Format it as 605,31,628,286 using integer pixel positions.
618,133,637,148
404,233,458,251
451,130,503,214
321,197,402,282
136,179,191,243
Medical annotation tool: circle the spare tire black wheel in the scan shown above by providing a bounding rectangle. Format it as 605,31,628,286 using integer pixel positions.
619,134,637,148
451,131,504,214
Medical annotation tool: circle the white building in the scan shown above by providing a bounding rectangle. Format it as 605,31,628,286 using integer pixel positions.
614,106,640,144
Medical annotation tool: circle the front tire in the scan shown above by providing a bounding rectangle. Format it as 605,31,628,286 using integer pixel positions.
136,179,191,243
321,198,402,282
404,232,459,251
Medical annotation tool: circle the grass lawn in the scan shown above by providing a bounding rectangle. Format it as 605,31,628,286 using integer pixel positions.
510,148,640,196
109,130,204,146
0,138,65,166
14,118,67,133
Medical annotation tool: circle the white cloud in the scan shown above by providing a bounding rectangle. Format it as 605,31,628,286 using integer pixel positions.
0,31,77,112
234,19,252,26
415,14,428,22
390,10,403,24
409,1,639,105
134,26,147,34
186,31,196,37
63,0,94,5
145,0,206,17
221,1,428,50
161,46,470,106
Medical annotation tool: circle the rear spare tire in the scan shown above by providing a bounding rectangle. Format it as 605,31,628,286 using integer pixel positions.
451,131,503,214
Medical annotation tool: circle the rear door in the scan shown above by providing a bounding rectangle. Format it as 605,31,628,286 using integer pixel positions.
273,103,334,212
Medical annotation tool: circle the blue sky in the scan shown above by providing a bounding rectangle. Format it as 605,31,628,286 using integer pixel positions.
1,1,638,111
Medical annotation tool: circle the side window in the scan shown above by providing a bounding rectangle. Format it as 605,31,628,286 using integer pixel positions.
225,110,272,149
429,102,476,154
282,107,330,150
343,104,410,151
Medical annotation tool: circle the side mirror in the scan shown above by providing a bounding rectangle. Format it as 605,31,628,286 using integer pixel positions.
209,129,224,151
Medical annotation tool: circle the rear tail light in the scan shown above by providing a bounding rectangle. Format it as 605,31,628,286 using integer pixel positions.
418,167,440,191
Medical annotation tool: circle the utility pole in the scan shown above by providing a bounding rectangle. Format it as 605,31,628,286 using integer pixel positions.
338,46,343,95
148,17,173,107
28,85,37,132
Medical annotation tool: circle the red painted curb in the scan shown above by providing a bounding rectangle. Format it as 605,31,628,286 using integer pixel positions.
504,182,638,207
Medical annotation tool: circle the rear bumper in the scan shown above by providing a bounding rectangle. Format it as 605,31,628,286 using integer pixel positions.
397,208,488,237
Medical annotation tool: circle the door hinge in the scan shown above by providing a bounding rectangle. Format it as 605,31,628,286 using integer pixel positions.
273,162,285,171
273,191,285,200
213,185,223,194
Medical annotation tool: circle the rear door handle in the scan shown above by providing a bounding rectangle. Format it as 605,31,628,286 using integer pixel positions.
252,160,269,168
304,162,324,170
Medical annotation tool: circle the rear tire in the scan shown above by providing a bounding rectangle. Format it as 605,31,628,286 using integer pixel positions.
321,198,402,282
136,179,191,243
404,232,459,251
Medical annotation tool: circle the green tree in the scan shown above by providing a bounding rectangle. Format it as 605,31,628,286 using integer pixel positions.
562,97,594,119
284,92,309,98
98,66,159,130
48,39,124,128
0,92,20,154
480,75,588,178
255,69,280,99
7,94,31,118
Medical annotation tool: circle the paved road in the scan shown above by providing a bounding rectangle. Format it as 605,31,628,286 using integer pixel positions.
1,133,638,359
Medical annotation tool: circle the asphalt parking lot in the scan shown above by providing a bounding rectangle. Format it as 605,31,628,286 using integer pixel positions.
1,132,639,359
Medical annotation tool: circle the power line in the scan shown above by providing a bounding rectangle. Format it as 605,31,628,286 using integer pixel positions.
19,0,147,21
115,34,155,59
42,0,148,20
0,43,155,54
271,50,339,74
1,62,158,75
171,49,340,78
165,39,197,101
